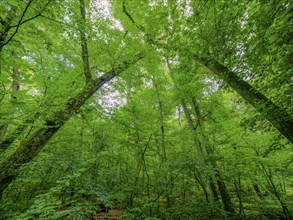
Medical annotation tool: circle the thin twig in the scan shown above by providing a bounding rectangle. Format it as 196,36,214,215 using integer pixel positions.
1,0,52,49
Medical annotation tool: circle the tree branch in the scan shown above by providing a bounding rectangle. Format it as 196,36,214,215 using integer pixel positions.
39,15,77,30
124,5,293,143
122,0,145,31
0,52,145,196
1,0,51,49
204,58,293,143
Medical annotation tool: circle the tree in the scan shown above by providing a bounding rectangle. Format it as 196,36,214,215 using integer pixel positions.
0,0,144,197
1,1,292,219
115,0,293,143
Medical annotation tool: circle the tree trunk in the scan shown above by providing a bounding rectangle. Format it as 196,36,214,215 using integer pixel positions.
203,59,293,143
190,96,234,213
166,57,219,202
122,5,292,143
79,0,92,83
153,77,166,161
0,54,144,196
215,168,235,214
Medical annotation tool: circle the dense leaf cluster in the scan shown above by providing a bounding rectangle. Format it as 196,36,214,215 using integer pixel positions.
0,0,292,219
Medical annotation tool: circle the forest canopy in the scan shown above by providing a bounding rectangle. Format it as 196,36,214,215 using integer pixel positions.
0,0,292,219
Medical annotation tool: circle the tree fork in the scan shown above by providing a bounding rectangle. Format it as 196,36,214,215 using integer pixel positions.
0,53,144,197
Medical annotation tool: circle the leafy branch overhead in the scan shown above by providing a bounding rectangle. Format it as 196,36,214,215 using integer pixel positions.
0,0,292,220
0,51,144,195
0,0,52,50
121,1,293,143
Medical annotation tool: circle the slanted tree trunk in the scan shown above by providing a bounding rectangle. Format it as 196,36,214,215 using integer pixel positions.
166,57,219,202
122,3,292,143
0,0,90,152
203,58,293,143
0,54,144,197
214,168,235,215
190,96,235,214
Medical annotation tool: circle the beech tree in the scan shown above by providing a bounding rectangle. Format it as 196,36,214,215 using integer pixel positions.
0,0,144,196
115,0,292,143
0,0,292,219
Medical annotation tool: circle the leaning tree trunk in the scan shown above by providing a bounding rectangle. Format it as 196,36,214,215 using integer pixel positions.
214,168,235,215
190,97,235,214
166,57,219,202
0,54,144,197
203,58,293,143
122,2,293,143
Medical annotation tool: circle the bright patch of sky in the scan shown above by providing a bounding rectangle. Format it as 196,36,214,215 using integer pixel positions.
177,0,193,17
91,0,123,31
95,78,127,116
240,11,248,29
86,0,126,114
22,55,36,64
202,77,220,97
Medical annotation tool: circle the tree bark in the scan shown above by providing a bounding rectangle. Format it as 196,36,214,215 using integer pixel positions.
166,57,220,202
190,96,235,213
79,0,92,83
215,168,235,215
203,59,293,143
121,5,292,143
153,77,166,161
0,53,144,197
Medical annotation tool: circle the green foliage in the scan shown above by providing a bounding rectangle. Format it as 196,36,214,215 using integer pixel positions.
1,0,292,219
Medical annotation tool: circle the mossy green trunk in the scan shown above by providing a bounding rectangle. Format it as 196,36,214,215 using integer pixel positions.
205,59,293,143
0,54,144,196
